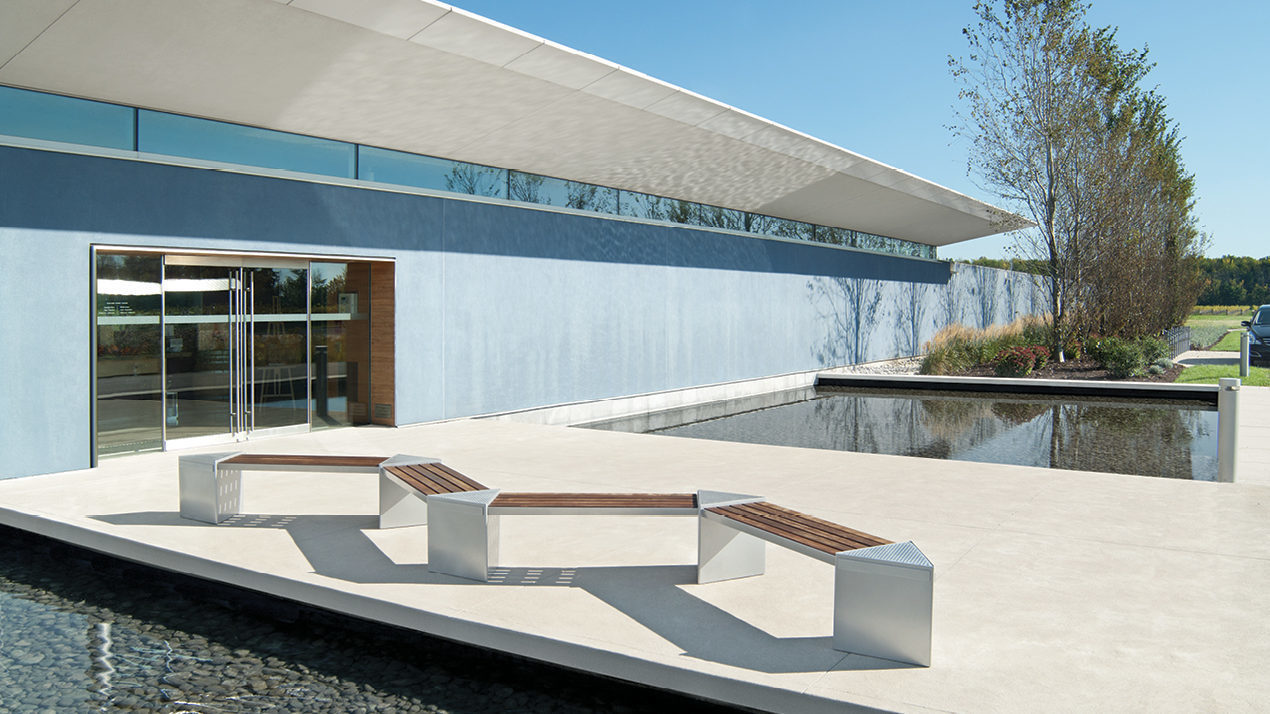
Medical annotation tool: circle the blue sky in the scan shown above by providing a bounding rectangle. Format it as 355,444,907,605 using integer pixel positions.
452,1,1267,260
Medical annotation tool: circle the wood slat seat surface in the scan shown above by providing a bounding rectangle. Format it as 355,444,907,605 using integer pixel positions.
384,463,488,495
492,493,697,509
707,501,891,555
222,454,387,468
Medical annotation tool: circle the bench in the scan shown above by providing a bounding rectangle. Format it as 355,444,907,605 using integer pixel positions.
425,487,932,666
700,497,933,667
177,452,487,527
425,490,699,583
378,456,489,529
177,454,932,665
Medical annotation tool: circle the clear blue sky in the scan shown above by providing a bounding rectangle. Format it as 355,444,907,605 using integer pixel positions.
452,0,1268,260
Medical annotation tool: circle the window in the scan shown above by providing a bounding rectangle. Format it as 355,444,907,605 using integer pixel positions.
138,110,355,178
0,85,133,150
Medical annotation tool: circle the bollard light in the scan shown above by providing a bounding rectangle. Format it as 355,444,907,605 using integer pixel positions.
1240,332,1251,378
1217,378,1240,483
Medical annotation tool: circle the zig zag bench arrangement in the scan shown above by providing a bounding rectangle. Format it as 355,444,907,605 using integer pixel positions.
178,452,933,666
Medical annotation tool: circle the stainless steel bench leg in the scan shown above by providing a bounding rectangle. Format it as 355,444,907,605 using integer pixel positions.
378,471,431,528
696,490,766,584
375,454,441,528
697,514,766,583
427,489,500,582
178,452,242,524
833,541,933,667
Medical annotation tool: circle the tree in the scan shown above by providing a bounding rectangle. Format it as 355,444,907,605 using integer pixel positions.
951,0,1204,352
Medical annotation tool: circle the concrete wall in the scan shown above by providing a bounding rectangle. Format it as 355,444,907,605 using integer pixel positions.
0,145,1042,477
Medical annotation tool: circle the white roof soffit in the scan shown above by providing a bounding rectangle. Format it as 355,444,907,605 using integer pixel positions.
0,0,1027,246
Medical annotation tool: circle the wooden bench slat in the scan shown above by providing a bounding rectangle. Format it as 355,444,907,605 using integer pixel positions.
389,465,446,494
388,464,449,492
727,503,889,553
731,502,892,551
424,463,489,492
385,463,488,495
492,493,697,509
388,466,453,495
710,507,845,555
737,505,890,553
223,454,386,468
709,503,890,555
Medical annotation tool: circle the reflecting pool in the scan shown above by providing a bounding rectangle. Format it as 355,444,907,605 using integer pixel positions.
0,527,734,712
591,388,1219,480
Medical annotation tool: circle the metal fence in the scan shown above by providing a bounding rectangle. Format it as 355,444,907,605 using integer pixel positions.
1163,326,1191,358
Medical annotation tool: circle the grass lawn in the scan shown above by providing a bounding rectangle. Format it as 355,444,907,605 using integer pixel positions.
1174,364,1270,387
1211,330,1248,351
1186,312,1249,329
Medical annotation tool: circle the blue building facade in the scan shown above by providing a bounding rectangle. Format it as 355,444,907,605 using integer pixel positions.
0,136,1039,478
0,4,1041,479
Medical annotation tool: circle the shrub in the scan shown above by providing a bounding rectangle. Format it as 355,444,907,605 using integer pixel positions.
1152,357,1174,370
1147,364,1165,375
1102,340,1145,378
1020,317,1053,347
1029,344,1050,370
1139,336,1169,364
1084,336,1114,364
993,345,1036,376
992,344,1051,377
920,317,1048,375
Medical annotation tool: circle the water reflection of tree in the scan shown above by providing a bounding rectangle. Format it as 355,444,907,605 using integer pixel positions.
1051,404,1197,478
990,400,1048,425
809,394,927,456
919,398,994,443
808,276,884,366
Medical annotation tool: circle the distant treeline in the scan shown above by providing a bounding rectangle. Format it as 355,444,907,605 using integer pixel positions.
962,256,1270,307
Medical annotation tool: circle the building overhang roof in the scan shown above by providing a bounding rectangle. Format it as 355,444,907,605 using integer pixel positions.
0,0,1028,246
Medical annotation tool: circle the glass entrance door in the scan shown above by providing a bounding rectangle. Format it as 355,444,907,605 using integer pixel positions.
162,256,309,449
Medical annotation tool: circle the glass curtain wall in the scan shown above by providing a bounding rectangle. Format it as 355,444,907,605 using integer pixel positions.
94,252,376,458
162,262,234,442
249,267,310,431
5,85,940,260
95,254,163,455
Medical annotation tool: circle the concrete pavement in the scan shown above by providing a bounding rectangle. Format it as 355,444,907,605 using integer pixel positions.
1,397,1268,712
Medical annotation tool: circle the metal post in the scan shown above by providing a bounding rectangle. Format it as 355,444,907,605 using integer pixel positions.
1217,378,1240,483
1240,332,1251,378
834,541,933,667
427,489,500,581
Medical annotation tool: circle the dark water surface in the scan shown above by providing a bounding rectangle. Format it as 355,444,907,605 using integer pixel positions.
641,388,1219,480
0,527,736,713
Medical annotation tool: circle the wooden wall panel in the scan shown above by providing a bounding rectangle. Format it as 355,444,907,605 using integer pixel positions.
370,262,395,426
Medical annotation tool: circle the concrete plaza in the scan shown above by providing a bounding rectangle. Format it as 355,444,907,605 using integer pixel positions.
0,385,1267,712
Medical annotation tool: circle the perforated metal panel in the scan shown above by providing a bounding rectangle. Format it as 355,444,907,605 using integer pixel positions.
838,541,932,570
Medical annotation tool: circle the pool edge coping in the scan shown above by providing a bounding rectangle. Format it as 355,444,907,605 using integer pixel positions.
815,374,1220,404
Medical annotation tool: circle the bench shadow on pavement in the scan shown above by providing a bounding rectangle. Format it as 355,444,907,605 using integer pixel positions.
93,510,914,674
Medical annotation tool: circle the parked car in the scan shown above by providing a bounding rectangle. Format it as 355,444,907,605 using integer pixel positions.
1241,305,1270,366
